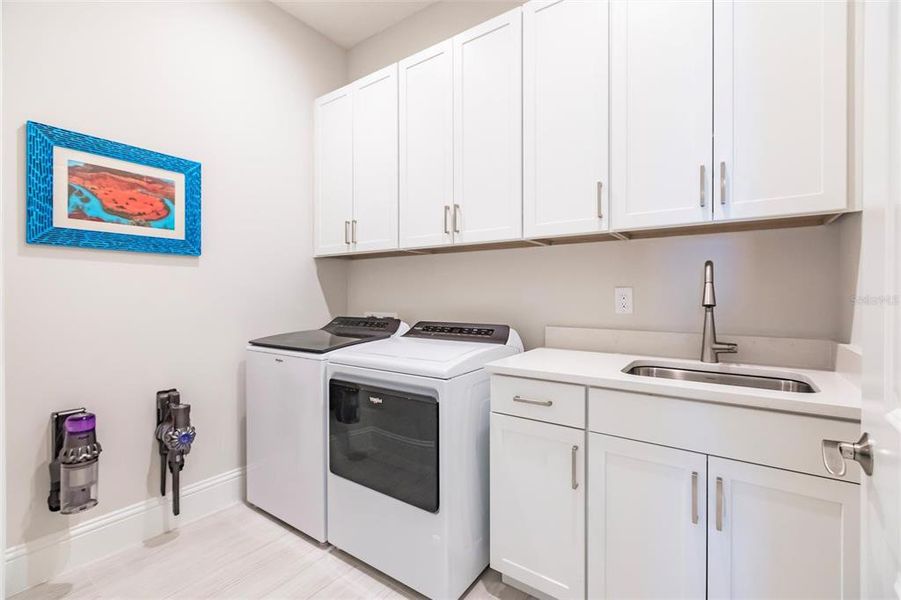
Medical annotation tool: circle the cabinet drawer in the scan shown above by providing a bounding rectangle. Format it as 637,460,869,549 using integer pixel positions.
588,387,861,483
491,375,585,428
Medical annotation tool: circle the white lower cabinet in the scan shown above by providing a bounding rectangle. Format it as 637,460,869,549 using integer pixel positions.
707,457,860,599
588,434,706,599
489,412,585,599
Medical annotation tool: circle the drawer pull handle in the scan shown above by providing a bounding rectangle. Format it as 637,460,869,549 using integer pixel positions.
571,445,579,490
691,471,699,524
512,395,553,407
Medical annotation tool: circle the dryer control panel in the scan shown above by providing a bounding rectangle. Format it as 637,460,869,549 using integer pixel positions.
404,321,511,344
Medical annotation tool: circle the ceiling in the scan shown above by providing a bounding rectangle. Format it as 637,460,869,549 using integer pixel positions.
271,1,439,48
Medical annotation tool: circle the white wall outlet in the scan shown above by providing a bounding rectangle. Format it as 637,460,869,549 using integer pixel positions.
614,287,633,315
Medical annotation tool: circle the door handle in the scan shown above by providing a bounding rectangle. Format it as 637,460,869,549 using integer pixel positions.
512,395,553,407
597,181,604,218
453,204,461,233
571,445,579,490
344,221,350,245
822,432,874,477
719,161,727,205
699,164,706,207
691,471,699,524
444,205,451,234
351,220,357,244
715,476,724,531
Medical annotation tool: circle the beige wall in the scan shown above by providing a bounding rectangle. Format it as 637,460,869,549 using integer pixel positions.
348,0,523,80
2,1,347,547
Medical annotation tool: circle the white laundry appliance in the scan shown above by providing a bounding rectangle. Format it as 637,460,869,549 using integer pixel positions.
245,316,407,542
326,321,523,599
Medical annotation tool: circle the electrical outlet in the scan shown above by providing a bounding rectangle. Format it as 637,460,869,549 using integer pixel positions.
615,287,633,315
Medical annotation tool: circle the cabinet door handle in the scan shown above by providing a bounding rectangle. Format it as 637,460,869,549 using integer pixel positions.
720,161,727,205
444,205,451,234
597,181,604,218
512,395,553,407
715,476,724,531
453,204,461,233
351,220,357,244
699,164,706,207
691,471,699,524
344,221,350,245
571,445,579,490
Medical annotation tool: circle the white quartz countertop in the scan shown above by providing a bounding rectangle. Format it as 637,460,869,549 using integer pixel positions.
486,348,861,421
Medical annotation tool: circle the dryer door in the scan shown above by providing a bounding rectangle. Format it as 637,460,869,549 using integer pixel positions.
329,379,439,512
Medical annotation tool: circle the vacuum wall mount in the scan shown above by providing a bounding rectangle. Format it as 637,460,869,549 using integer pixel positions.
48,408,102,514
155,389,196,516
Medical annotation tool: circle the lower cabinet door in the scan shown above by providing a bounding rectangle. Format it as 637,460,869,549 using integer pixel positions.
707,457,860,599
490,413,585,599
588,433,707,599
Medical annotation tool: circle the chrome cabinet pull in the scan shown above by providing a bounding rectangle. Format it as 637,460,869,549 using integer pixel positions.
715,476,724,531
512,395,553,407
571,445,579,490
351,220,357,244
453,204,461,233
344,221,350,245
597,181,604,218
699,164,706,207
719,161,726,205
444,205,451,234
691,471,699,524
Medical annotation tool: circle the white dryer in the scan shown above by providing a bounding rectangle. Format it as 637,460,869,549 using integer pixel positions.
245,316,407,542
326,322,523,599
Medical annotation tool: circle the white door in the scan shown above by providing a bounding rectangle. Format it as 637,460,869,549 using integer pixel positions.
610,0,713,231
314,86,353,255
490,413,584,599
707,457,859,599
588,434,706,599
453,9,523,245
714,0,848,221
246,351,327,542
523,0,609,239
859,2,901,596
399,41,454,249
352,64,398,252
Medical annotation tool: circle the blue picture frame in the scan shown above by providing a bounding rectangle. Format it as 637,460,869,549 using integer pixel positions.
26,121,201,255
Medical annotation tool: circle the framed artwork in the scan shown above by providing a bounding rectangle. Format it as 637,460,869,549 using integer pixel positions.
26,121,201,255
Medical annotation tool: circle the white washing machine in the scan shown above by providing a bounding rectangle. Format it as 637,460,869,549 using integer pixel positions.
326,321,523,599
245,316,408,542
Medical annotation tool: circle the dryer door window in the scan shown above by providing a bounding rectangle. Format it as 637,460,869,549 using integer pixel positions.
329,379,439,512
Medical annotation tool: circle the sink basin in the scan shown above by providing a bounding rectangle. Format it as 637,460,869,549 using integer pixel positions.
624,364,817,393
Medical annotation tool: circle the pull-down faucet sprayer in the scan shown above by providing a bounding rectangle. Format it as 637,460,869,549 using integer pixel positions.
700,260,738,363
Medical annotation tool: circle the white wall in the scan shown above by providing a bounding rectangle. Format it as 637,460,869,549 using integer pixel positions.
2,1,347,549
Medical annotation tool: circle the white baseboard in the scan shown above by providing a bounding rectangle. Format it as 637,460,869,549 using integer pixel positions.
4,467,245,597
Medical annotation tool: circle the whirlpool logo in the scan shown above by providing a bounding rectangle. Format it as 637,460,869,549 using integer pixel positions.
368,396,384,405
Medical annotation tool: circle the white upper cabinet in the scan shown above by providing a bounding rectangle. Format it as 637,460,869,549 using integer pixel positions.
453,9,523,245
588,433,707,600
523,0,609,239
352,65,399,252
611,0,713,231
714,1,848,221
314,86,353,255
399,41,454,249
707,457,859,599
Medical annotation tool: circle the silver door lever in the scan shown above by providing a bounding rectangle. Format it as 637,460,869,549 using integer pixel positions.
822,432,874,477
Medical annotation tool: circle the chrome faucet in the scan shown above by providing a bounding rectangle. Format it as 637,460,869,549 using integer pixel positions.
700,260,738,363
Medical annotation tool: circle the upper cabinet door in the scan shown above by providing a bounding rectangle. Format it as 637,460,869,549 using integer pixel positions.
523,0,609,239
714,1,848,221
314,86,353,256
453,9,523,245
611,0,713,231
399,42,454,250
588,433,707,600
707,457,859,599
352,64,399,252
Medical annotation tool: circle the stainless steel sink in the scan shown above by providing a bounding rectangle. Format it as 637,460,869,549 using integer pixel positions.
624,365,817,393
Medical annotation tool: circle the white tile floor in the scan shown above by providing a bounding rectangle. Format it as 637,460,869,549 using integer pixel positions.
12,504,532,600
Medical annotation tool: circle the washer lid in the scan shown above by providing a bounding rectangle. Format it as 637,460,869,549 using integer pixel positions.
248,330,384,354
328,336,521,379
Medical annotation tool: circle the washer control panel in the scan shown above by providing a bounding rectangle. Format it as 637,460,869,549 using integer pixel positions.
404,321,511,344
